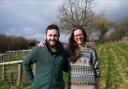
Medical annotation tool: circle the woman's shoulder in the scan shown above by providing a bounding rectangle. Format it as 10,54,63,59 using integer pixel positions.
87,45,96,52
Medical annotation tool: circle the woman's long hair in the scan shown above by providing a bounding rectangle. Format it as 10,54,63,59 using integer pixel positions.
69,26,87,63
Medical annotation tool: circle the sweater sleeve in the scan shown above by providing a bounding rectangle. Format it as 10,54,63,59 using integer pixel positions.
92,51,100,78
22,47,38,84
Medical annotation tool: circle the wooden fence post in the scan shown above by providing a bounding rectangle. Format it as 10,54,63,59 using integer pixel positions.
17,63,23,86
2,56,6,81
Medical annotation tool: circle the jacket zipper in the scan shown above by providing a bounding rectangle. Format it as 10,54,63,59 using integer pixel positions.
51,54,55,89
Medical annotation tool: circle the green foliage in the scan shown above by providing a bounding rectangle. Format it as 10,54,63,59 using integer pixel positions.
115,17,128,37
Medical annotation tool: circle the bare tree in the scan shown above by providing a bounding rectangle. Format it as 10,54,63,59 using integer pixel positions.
58,0,95,31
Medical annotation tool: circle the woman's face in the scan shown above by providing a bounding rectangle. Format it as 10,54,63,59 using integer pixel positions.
73,29,84,46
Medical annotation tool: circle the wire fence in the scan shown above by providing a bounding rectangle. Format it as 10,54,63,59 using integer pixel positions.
0,50,31,88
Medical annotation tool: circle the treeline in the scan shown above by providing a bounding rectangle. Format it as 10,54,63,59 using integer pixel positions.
0,34,36,53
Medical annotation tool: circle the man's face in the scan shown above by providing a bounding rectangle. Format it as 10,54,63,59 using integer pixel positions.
46,29,59,47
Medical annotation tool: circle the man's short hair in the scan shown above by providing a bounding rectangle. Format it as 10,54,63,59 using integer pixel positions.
46,24,60,37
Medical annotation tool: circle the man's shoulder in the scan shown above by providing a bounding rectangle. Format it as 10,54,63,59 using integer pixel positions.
31,46,45,52
31,46,40,50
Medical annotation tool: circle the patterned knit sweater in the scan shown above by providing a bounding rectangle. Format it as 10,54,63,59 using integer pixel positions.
69,47,100,86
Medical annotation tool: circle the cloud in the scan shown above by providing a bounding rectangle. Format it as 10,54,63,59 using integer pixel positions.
93,0,128,21
89,32,100,41
60,32,70,43
0,0,128,42
105,28,115,38
0,0,64,41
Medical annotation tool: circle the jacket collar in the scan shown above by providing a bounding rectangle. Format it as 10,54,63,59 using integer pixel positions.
44,41,64,53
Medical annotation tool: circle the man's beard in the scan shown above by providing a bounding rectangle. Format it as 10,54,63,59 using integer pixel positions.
46,40,57,47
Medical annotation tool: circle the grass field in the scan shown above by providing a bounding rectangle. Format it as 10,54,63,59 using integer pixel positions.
97,42,128,89
0,42,128,89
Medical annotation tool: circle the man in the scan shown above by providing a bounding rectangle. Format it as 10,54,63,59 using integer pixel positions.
23,24,68,89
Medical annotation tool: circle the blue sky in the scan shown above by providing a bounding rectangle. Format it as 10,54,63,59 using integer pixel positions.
0,0,128,42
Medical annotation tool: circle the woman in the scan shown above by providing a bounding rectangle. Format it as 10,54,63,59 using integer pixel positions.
38,26,100,89
68,26,100,89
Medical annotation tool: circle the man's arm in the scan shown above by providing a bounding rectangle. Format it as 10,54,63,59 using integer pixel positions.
22,47,38,84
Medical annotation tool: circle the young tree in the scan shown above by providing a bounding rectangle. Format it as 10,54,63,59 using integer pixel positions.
91,13,113,41
117,17,128,37
109,16,128,41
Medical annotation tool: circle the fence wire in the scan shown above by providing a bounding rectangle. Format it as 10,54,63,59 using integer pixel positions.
0,50,30,88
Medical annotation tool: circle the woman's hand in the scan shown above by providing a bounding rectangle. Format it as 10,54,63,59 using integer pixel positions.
96,78,99,89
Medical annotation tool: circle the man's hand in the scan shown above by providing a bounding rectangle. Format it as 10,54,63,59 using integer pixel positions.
37,41,45,47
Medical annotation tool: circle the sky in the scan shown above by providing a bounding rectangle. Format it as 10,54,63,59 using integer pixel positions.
93,0,128,21
0,0,128,42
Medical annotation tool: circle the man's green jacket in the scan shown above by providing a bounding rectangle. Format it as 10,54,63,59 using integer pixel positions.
23,42,68,89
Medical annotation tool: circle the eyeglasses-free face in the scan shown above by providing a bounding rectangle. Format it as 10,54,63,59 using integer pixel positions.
46,29,59,47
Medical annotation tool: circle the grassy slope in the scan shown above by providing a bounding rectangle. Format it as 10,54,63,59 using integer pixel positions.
0,42,128,89
96,43,128,89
